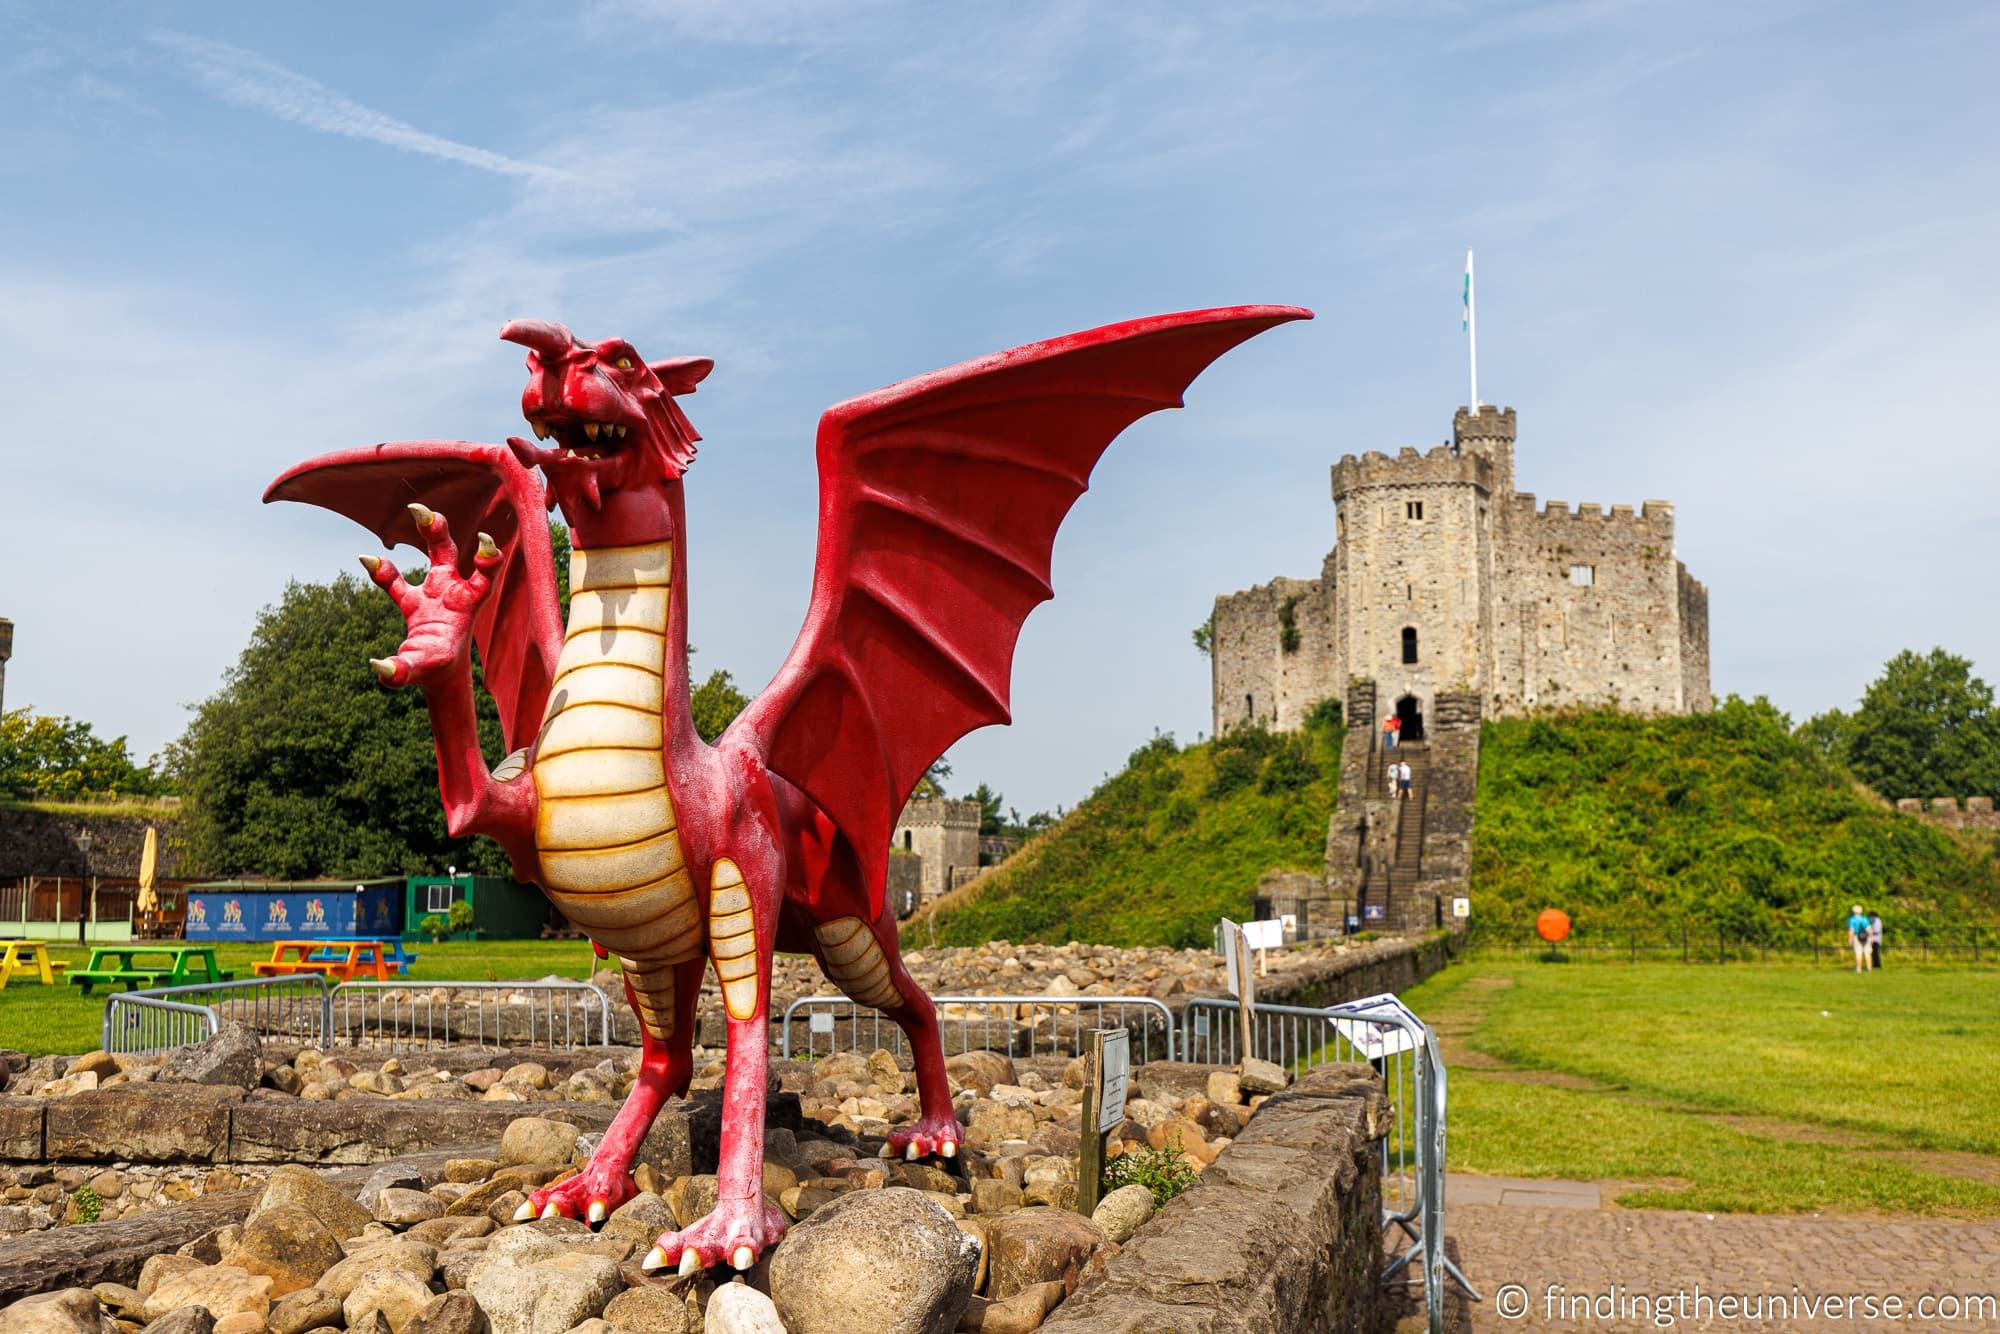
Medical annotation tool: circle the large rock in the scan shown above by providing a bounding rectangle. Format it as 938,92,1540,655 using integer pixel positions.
43,1086,238,1162
224,1204,343,1295
267,1289,343,1334
767,1187,978,1334
407,1292,489,1334
498,1119,579,1168
142,1308,215,1334
137,1256,205,1299
945,1052,1015,1096
600,1286,690,1334
316,1242,437,1302
1088,1185,1154,1245
466,1251,618,1334
373,1189,444,1226
1235,1058,1288,1097
143,1266,273,1323
248,1166,373,1242
600,1194,674,1248
343,1270,435,1334
983,1210,1106,1301
159,1023,262,1088
0,1289,116,1334
703,1285,786,1334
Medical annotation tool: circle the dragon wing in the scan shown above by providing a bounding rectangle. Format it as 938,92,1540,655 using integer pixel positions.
263,441,563,752
728,305,1311,910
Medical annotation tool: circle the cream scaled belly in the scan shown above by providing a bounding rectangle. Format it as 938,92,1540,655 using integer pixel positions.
527,540,692,1041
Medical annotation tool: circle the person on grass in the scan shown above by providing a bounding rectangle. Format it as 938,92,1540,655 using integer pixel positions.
1869,911,1883,970
1847,904,1873,973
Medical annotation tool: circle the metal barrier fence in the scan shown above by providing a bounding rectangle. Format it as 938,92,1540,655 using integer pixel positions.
329,980,614,1050
779,994,1177,1064
104,975,333,1053
1467,923,2000,966
1181,995,1474,1333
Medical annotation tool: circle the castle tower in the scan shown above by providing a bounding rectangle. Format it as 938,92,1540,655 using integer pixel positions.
1452,406,1516,498
1329,439,1496,740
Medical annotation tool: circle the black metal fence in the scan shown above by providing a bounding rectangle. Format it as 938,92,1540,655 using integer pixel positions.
1465,922,2000,966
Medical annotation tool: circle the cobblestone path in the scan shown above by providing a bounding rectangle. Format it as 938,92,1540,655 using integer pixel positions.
1440,1174,2000,1331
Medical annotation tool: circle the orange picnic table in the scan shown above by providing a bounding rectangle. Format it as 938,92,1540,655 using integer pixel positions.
252,939,390,982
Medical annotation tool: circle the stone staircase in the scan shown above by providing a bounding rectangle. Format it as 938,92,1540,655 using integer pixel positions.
1317,682,1482,936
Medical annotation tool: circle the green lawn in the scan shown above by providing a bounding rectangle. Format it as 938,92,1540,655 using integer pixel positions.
0,940,604,1058
1406,960,2000,1216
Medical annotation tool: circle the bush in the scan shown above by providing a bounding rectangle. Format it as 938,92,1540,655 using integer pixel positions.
419,913,450,941
448,899,476,934
68,1184,100,1225
1102,1141,1199,1208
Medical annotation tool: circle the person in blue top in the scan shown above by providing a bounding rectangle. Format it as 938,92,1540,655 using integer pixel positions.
1847,904,1873,973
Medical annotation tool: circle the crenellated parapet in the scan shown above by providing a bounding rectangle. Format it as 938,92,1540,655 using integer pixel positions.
1330,442,1492,497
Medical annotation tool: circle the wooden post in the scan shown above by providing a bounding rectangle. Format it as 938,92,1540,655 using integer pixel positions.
1078,1031,1104,1216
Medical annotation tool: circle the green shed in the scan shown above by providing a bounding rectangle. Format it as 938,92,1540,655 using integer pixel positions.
404,875,550,941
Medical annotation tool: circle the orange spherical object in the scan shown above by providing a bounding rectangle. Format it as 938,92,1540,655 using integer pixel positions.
1536,908,1572,943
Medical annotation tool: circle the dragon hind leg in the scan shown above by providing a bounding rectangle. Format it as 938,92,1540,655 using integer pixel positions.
812,908,964,1162
520,960,700,1225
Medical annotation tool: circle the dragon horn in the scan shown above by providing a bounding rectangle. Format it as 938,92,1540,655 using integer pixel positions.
498,319,581,359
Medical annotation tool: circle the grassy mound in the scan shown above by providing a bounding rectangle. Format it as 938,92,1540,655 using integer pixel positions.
1473,698,2000,938
914,711,1344,949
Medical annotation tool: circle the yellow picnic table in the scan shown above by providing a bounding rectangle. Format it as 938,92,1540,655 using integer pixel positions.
0,939,68,989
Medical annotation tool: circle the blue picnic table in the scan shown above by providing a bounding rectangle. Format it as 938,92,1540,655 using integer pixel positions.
307,937,419,975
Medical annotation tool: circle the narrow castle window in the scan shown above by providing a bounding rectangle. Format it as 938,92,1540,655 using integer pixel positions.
1245,692,1255,718
1402,627,1419,664
903,830,913,851
1570,564,1596,587
1405,501,1424,521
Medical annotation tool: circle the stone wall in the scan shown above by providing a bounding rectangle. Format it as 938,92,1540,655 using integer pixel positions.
1043,1063,1389,1333
1490,496,1688,714
1209,558,1339,734
1896,797,2000,831
1256,932,1455,1010
0,808,191,882
1678,562,1713,712
1410,691,1482,931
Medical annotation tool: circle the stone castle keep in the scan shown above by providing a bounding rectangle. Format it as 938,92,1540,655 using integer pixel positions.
1212,405,1710,740
1218,405,1710,934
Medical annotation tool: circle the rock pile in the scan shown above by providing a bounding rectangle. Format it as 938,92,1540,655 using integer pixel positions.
0,1052,1296,1333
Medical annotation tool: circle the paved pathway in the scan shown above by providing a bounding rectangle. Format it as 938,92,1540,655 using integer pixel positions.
1425,1173,2000,1332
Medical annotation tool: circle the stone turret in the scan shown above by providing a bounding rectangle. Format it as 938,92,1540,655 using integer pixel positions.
0,618,12,716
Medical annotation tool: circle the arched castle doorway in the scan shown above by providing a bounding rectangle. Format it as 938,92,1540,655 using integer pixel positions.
1395,694,1425,743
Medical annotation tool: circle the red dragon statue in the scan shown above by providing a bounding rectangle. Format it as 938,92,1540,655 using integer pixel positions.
265,304,1308,1273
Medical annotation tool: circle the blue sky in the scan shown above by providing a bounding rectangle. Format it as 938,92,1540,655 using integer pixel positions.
4,2,1996,818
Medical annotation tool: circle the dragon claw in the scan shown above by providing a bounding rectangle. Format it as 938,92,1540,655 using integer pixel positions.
513,1199,536,1222
369,657,403,686
358,554,381,574
407,502,437,529
679,1250,702,1277
586,1199,607,1226
731,1246,755,1272
475,531,501,562
887,1113,966,1163
540,1202,562,1220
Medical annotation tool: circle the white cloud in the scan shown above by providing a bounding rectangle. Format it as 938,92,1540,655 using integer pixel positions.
147,30,574,184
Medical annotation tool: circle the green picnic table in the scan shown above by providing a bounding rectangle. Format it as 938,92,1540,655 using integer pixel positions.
66,944,234,994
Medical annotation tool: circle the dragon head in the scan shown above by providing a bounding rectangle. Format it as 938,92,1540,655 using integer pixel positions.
499,319,712,539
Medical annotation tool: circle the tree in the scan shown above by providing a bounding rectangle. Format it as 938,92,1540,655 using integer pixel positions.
1191,618,1212,658
690,668,750,743
0,709,164,801
1845,648,2000,802
912,756,953,799
961,782,1005,836
1794,707,1857,765
163,574,514,879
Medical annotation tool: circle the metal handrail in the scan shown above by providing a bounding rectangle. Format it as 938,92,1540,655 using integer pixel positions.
102,995,219,1054
779,993,1178,1064
329,978,614,1049
102,974,333,1052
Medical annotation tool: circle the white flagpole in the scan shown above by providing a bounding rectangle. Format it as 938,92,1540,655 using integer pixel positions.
1465,248,1479,416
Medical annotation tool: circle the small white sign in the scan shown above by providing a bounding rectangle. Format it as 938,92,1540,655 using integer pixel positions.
1096,1030,1130,1133
1327,991,1424,1060
808,1011,834,1035
1452,897,1470,919
1280,913,1298,935
1219,919,1256,1009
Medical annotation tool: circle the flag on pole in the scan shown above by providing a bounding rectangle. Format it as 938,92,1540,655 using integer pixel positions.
1464,249,1479,414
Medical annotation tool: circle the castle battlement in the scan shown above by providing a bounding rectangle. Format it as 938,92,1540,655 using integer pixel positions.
1331,442,1491,496
1507,493,1674,527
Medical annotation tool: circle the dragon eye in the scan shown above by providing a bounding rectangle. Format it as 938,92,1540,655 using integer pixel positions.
614,356,634,371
